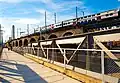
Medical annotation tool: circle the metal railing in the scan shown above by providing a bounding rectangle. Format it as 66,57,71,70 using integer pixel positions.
13,47,120,83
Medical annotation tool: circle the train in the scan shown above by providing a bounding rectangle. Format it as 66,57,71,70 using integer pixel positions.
38,9,120,33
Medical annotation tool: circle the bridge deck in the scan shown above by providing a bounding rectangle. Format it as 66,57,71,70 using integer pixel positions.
0,48,81,83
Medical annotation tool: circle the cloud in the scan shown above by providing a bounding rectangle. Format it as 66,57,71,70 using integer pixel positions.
14,18,40,24
0,0,93,42
36,9,50,15
0,17,41,41
54,1,84,12
0,0,24,3
0,0,52,3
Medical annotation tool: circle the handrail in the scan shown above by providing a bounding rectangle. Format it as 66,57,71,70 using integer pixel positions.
36,47,120,52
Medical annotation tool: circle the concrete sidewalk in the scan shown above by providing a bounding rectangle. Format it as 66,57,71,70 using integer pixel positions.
0,48,81,83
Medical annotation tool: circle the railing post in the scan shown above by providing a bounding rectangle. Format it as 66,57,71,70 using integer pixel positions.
37,47,39,57
31,47,32,54
64,49,66,70
47,48,49,62
101,51,105,83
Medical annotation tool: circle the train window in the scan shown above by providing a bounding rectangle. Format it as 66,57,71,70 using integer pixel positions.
110,13,113,16
97,13,100,15
68,22,70,24
81,17,83,19
57,25,60,26
106,14,109,16
73,19,76,21
84,16,87,18
92,14,95,16
88,15,91,17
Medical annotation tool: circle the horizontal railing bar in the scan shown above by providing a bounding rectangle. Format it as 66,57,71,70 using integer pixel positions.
22,47,120,52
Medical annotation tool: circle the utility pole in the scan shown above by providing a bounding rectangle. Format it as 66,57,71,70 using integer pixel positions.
81,11,84,17
76,6,78,19
27,24,29,35
45,11,47,40
39,27,42,40
45,11,47,29
54,13,56,24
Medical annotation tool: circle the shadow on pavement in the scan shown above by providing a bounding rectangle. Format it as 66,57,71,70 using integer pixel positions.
0,77,11,83
0,60,47,83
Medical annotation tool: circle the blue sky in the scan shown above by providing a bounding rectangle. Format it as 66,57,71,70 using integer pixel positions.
0,0,120,42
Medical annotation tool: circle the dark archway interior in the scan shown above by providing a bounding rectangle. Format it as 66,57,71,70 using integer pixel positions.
16,41,18,47
30,38,36,43
24,39,28,46
19,40,22,47
63,32,73,37
48,34,57,39
38,36,45,41
13,42,15,47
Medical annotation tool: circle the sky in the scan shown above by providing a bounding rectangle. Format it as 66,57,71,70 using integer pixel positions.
0,0,120,42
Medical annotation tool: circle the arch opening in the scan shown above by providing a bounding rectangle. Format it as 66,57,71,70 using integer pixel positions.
30,38,36,43
16,41,18,47
13,42,15,47
19,40,22,47
38,36,45,41
63,32,73,37
24,39,28,46
48,34,57,39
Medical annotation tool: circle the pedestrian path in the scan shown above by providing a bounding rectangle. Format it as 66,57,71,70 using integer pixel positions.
0,48,81,83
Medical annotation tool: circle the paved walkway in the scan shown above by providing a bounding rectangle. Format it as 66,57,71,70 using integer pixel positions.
0,48,81,83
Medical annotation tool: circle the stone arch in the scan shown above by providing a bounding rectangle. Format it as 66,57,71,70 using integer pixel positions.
30,38,36,43
48,34,57,39
38,36,45,41
13,42,15,47
24,39,28,46
62,31,73,37
16,41,18,47
19,40,22,47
